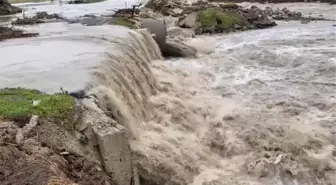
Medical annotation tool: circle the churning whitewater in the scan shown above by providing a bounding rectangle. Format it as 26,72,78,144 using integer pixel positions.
81,20,335,185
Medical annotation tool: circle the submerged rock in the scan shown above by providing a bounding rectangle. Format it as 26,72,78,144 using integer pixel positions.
178,12,198,28
161,39,197,58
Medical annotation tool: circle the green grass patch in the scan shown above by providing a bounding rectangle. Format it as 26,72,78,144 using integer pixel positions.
0,88,75,130
199,8,217,28
199,8,249,31
114,17,138,29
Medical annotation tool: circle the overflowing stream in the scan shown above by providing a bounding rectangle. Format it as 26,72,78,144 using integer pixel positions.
0,1,335,185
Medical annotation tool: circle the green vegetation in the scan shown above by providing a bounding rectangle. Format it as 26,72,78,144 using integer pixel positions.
114,17,138,29
199,8,217,28
199,8,249,32
0,88,75,130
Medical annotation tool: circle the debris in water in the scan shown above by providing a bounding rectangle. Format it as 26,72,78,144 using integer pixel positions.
60,151,70,155
12,12,63,25
0,26,38,41
274,154,283,164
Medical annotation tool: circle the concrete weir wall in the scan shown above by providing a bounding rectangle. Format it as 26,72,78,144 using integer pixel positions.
80,98,140,185
94,125,136,185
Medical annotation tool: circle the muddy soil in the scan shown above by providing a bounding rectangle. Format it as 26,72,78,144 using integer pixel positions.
0,120,116,185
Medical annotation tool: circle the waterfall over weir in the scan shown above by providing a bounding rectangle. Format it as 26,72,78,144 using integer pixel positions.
86,25,335,185
85,29,162,138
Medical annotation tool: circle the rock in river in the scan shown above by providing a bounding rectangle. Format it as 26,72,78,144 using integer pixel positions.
161,39,197,58
178,12,198,28
197,8,251,34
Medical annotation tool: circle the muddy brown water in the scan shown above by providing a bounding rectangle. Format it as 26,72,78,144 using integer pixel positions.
0,1,335,185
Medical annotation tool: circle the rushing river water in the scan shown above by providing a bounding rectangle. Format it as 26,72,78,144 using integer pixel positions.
163,19,336,185
0,1,335,185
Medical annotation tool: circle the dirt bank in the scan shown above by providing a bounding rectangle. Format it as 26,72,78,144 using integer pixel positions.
0,88,139,185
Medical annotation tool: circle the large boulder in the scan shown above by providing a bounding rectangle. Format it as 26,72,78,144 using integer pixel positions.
253,16,276,29
0,0,21,16
161,39,197,58
198,8,250,34
178,12,198,28
166,7,183,17
270,7,302,20
244,5,276,29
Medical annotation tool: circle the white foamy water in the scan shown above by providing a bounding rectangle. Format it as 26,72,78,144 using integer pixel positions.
0,1,335,185
160,13,336,185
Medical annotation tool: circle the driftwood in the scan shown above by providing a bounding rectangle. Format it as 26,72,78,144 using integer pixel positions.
113,4,142,17
12,12,63,25
0,26,38,41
